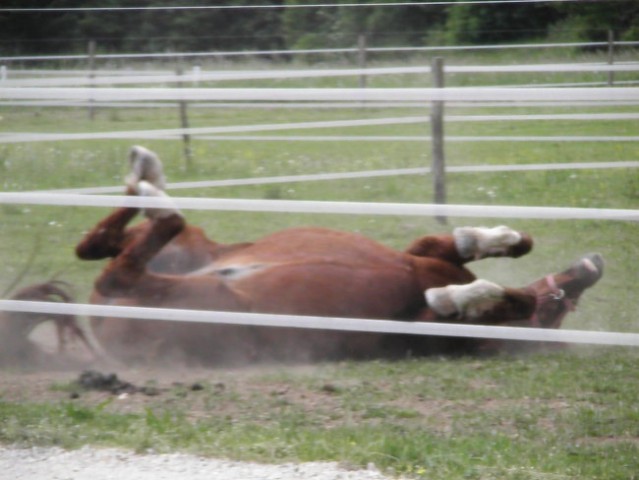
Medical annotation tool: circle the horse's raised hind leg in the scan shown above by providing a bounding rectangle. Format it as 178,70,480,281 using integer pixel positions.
75,206,140,260
95,182,186,297
94,182,252,320
406,225,533,265
76,146,167,261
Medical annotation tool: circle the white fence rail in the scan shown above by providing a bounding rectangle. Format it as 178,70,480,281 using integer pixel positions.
3,63,639,88
32,161,639,196
2,299,638,347
3,86,639,103
2,192,638,222
3,112,639,143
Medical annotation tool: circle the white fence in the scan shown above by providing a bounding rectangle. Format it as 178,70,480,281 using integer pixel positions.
31,161,639,195
3,63,639,88
2,191,638,222
3,86,639,103
1,59,638,347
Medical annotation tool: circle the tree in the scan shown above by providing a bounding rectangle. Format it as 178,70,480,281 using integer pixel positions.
281,0,448,50
1,0,637,57
552,1,639,41
0,0,83,55
444,1,561,45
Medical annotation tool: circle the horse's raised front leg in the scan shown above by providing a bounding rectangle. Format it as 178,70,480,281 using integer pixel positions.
526,253,604,330
423,279,536,325
405,225,533,266
416,253,603,354
421,253,603,328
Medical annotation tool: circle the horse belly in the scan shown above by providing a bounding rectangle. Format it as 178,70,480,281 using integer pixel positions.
232,262,423,319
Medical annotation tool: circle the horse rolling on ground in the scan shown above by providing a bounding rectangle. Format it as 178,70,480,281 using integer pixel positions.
75,146,604,365
0,281,96,366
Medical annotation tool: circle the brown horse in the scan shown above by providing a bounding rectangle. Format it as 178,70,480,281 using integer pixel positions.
0,281,96,365
76,146,603,364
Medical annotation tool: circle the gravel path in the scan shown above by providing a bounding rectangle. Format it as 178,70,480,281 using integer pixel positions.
0,446,397,480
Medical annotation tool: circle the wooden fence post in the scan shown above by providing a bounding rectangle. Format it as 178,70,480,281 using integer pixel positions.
358,33,367,89
430,57,447,224
87,40,96,120
607,29,615,86
176,59,193,169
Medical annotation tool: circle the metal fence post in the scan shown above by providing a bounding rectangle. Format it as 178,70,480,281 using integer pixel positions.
430,57,446,224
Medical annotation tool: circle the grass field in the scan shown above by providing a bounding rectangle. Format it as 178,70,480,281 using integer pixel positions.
1,51,639,478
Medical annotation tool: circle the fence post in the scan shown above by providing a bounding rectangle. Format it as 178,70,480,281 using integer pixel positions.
176,59,193,169
358,34,367,89
87,40,96,120
430,57,447,224
607,29,615,86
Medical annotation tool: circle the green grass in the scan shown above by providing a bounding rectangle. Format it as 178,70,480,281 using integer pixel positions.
1,50,639,478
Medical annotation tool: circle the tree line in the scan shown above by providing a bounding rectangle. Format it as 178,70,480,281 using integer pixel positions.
2,0,638,56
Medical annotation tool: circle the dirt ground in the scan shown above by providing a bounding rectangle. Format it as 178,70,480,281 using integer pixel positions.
0,338,332,417
0,322,560,420
0,326,409,480
0,321,387,423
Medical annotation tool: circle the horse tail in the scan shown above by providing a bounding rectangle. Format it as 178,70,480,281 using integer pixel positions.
8,280,98,358
11,279,75,303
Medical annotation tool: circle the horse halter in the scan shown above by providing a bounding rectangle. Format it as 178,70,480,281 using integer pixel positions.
530,275,575,329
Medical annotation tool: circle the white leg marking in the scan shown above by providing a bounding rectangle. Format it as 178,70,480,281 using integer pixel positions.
426,279,505,319
454,226,522,259
136,180,182,219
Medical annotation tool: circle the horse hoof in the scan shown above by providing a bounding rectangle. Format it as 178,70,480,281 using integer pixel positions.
572,253,604,286
126,145,166,191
